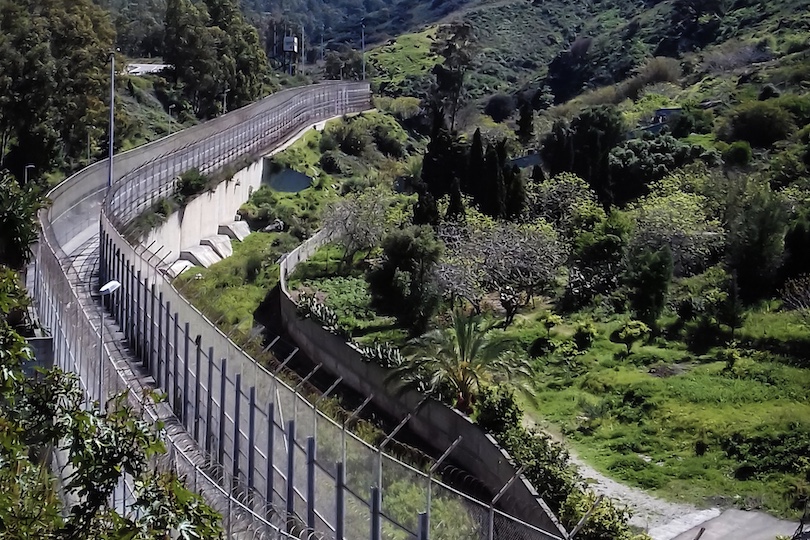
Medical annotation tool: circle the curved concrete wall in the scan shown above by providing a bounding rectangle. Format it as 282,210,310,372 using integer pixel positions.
146,160,264,263
277,232,567,537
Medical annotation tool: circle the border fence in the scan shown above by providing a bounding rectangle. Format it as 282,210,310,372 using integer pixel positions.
34,82,570,540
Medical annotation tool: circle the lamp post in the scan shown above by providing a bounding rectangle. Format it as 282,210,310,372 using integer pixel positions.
23,164,34,184
98,280,121,410
108,50,116,189
222,88,230,113
361,19,366,81
87,127,94,162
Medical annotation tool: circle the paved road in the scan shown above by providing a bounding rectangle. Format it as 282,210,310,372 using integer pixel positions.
671,509,797,540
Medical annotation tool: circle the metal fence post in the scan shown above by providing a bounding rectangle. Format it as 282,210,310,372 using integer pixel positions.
172,312,179,417
183,322,190,426
336,461,345,540
205,347,214,453
417,512,429,540
194,339,201,441
371,486,381,540
266,401,275,507
149,282,156,371
233,373,241,484
248,386,256,492
135,270,142,360
306,436,316,533
162,301,171,390
286,419,295,528
218,358,227,467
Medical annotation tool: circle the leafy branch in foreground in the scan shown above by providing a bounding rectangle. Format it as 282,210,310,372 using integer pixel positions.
0,267,222,539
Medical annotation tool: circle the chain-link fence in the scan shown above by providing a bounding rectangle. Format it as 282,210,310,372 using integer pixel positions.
36,81,570,540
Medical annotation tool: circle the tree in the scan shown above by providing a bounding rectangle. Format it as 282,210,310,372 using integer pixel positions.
725,100,794,148
608,134,716,205
480,144,506,218
0,172,44,269
517,101,534,146
630,189,725,277
323,187,389,266
0,267,222,538
716,271,746,338
465,128,485,200
368,225,443,334
504,165,527,220
484,94,515,123
165,0,266,117
625,246,674,328
541,106,626,207
411,179,440,229
475,221,566,326
430,23,475,130
391,310,532,413
0,0,115,174
724,180,788,301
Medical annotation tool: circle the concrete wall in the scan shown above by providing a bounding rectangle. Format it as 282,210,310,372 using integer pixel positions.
147,160,264,263
277,232,567,537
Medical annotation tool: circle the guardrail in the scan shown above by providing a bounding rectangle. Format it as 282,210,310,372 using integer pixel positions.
35,81,566,540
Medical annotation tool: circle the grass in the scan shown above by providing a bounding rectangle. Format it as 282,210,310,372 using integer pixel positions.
174,232,299,334
369,28,440,96
516,311,810,516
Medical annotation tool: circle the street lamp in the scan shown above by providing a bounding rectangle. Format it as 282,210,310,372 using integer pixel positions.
222,88,230,113
87,126,94,162
98,279,121,410
23,164,34,184
361,19,366,81
108,50,116,189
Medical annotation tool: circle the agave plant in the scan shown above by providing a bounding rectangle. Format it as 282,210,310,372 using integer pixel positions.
389,310,533,413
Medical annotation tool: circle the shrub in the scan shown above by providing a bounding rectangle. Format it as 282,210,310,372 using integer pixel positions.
573,321,598,350
475,386,522,435
724,101,795,147
175,168,208,204
670,106,714,138
723,140,752,167
484,93,516,123
615,320,651,354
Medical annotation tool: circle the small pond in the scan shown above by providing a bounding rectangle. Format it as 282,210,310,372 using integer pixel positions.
263,163,313,193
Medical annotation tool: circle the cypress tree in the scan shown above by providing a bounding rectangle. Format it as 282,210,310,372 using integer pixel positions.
466,127,485,202
517,101,534,146
446,176,465,221
505,165,526,220
481,145,505,218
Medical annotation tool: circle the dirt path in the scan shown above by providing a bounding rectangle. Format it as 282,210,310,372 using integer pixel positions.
522,415,721,538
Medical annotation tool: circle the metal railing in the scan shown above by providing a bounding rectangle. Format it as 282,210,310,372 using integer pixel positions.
35,81,568,540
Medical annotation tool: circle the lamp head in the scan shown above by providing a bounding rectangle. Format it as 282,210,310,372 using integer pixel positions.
100,280,121,295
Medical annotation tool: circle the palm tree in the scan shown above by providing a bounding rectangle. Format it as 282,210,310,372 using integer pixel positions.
388,310,533,413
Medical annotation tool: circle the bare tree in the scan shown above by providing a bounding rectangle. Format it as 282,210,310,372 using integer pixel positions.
323,187,389,266
438,220,566,325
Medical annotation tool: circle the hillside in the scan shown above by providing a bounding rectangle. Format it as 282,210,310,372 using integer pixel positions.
369,0,810,103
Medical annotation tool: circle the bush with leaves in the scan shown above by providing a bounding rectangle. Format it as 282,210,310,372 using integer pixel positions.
723,100,795,148
624,246,673,327
474,386,523,435
368,225,443,335
615,320,651,354
608,134,718,205
0,268,222,538
174,167,209,205
723,140,753,167
573,321,598,350
0,172,44,269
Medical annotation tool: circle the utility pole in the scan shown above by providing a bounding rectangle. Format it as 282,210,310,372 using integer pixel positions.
301,24,305,74
321,24,325,62
361,19,366,81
